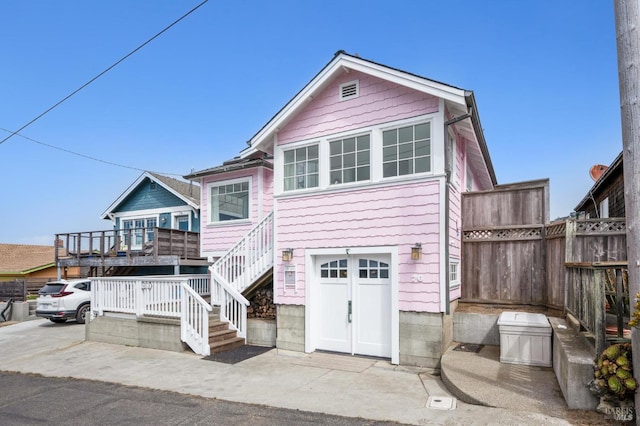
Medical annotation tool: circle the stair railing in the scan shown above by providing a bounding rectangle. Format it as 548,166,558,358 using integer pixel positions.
211,211,274,294
180,282,212,356
210,268,250,339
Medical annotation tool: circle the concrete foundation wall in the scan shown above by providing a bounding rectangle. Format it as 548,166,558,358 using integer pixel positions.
453,312,500,346
400,310,448,368
247,318,276,347
275,304,305,352
86,315,187,353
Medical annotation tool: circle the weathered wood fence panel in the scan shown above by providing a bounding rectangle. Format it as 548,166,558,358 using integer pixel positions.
461,180,549,305
545,221,566,308
0,280,27,301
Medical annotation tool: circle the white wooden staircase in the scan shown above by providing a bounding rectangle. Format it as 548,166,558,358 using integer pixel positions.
192,211,274,355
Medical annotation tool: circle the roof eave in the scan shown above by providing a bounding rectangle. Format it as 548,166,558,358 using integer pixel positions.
465,91,497,186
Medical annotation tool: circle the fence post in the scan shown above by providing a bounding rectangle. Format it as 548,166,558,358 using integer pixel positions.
594,268,606,356
135,280,144,317
565,219,576,263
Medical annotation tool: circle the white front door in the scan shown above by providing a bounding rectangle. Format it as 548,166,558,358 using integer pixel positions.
315,255,391,358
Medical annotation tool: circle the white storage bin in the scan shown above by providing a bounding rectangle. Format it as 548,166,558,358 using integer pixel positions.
497,312,551,367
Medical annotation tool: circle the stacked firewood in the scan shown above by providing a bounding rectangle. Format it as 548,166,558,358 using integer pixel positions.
247,288,276,319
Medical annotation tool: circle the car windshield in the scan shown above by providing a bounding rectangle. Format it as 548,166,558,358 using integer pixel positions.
38,283,65,295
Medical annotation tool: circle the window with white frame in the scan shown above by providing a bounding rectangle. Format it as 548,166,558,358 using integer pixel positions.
121,217,156,247
329,134,370,185
284,145,319,191
599,197,609,219
210,181,249,222
382,122,431,177
449,259,460,287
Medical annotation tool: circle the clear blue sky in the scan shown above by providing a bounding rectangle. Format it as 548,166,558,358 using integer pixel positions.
0,1,621,245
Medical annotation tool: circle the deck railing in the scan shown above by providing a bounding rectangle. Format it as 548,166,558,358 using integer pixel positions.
565,261,629,355
91,274,210,318
91,274,211,355
56,227,201,262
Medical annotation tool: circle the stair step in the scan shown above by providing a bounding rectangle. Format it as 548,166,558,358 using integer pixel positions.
209,320,230,333
209,337,245,354
209,328,237,342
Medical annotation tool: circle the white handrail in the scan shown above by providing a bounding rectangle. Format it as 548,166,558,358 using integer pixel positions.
210,268,249,338
180,282,212,356
211,211,274,294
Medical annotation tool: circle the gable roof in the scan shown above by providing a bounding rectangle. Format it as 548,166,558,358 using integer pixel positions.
0,244,56,274
241,51,497,187
100,171,200,220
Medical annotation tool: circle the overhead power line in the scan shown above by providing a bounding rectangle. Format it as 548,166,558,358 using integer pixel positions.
0,128,184,176
0,0,209,146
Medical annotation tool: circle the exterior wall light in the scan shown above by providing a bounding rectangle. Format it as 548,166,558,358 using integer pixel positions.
282,248,294,262
411,243,422,261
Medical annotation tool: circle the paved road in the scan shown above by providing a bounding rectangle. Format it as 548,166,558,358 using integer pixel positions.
0,372,402,426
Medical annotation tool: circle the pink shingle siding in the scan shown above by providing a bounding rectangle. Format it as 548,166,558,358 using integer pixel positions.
278,70,439,145
275,180,442,312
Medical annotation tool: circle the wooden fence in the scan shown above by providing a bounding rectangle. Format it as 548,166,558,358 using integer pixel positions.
461,179,627,311
0,280,27,301
461,180,549,305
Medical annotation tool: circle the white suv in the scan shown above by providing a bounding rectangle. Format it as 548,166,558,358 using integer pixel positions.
36,279,91,324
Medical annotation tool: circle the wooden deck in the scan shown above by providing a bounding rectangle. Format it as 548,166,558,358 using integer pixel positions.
55,228,207,271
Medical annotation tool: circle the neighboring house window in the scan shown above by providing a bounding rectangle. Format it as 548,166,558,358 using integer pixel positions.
210,181,250,222
175,215,189,231
284,145,319,191
382,122,431,177
599,197,609,219
122,217,156,247
330,134,370,185
449,259,460,287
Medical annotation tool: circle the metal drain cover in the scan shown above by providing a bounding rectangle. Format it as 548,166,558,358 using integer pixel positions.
426,396,457,410
453,343,484,353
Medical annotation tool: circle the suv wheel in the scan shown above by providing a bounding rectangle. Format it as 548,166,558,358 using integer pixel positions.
76,304,90,324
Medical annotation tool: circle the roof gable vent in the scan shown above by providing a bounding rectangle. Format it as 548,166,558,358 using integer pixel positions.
339,80,359,101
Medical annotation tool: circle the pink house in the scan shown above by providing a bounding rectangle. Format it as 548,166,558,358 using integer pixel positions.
186,52,496,367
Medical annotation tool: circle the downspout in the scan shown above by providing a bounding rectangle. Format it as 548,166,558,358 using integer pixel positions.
443,110,472,315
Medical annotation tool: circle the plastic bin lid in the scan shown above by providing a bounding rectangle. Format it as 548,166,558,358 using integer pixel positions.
497,311,550,327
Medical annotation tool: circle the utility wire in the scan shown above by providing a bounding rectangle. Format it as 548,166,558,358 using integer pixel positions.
0,127,184,176
0,0,209,146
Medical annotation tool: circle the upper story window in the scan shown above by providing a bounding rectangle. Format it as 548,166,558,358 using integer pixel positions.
210,181,249,222
330,134,370,185
284,145,319,191
382,122,431,177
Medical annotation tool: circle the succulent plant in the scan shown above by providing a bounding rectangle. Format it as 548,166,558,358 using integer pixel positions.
592,343,636,400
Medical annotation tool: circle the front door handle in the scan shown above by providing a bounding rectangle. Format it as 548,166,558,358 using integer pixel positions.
348,300,352,323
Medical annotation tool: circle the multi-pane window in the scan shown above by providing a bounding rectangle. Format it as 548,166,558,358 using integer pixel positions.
359,259,389,279
122,217,156,247
382,122,431,177
284,145,319,191
330,135,370,185
210,181,249,222
320,259,348,278
449,260,460,287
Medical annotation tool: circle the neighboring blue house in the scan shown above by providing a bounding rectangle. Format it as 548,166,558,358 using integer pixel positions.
101,171,201,243
55,171,206,278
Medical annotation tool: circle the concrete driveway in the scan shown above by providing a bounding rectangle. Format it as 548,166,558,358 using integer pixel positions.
0,319,577,425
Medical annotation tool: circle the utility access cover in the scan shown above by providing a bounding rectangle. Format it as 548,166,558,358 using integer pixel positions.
426,396,457,410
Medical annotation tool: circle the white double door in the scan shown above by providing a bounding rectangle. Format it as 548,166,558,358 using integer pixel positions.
315,254,391,358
